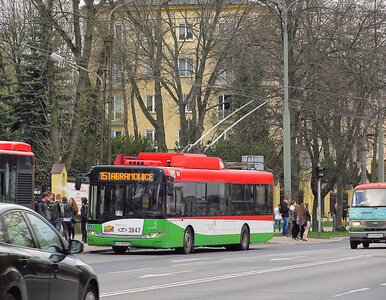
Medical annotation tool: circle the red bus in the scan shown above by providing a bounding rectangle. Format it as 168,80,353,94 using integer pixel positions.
78,152,274,254
0,141,35,209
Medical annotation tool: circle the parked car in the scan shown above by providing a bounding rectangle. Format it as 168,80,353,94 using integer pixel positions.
0,203,99,300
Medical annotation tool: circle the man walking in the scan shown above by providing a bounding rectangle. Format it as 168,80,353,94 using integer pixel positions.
49,194,63,233
37,192,51,221
279,198,289,236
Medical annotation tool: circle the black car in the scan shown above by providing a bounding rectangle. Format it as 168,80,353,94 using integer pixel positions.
0,203,99,300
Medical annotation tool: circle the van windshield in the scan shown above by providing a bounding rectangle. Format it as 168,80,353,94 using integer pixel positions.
352,189,386,207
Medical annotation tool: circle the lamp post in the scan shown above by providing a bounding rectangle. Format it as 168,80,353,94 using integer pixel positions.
270,0,301,200
105,1,133,164
50,53,106,164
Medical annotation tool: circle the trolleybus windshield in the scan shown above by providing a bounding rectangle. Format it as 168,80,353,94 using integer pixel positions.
352,189,386,207
90,182,166,221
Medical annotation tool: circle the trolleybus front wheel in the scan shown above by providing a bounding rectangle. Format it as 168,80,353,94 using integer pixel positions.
176,227,194,254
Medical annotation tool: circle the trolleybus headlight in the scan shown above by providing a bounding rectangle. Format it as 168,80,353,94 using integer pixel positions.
142,232,164,239
88,231,103,237
351,221,361,227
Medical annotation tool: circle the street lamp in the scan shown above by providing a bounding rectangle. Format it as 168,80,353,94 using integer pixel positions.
269,0,301,200
105,1,134,164
50,52,106,164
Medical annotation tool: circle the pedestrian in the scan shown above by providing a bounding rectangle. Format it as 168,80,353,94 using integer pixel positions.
62,197,74,241
80,197,88,243
300,203,311,241
69,197,79,239
290,200,300,240
36,192,51,221
279,198,289,236
48,193,63,233
274,204,282,232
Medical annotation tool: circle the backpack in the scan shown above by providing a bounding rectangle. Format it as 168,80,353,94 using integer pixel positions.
34,200,42,213
48,201,60,220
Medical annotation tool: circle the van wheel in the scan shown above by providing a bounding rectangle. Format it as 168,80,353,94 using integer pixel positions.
112,246,128,254
363,242,370,248
239,225,250,251
350,241,358,249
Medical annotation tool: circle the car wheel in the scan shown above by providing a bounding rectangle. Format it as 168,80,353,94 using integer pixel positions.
238,225,250,251
363,242,370,248
4,293,16,300
350,240,358,249
84,284,97,300
112,246,128,254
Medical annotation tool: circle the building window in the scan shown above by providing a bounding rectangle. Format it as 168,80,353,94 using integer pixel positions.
218,21,233,36
146,95,156,113
145,61,152,75
178,23,193,41
112,130,122,138
179,59,193,77
115,24,123,40
184,94,192,113
145,129,155,144
113,96,122,120
218,94,231,120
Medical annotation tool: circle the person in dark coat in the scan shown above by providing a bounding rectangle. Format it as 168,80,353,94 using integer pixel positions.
80,197,88,243
37,192,51,221
279,199,289,236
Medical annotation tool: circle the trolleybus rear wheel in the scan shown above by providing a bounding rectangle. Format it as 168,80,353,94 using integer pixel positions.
239,225,250,251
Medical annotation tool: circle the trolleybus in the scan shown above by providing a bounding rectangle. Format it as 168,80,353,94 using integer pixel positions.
349,182,386,249
0,141,35,209
77,152,274,254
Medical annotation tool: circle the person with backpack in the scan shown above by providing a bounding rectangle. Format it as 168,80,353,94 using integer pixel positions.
279,198,289,236
62,197,74,241
49,193,63,233
36,192,51,221
80,197,88,243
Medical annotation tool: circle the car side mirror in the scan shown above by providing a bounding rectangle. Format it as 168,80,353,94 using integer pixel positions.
68,239,84,254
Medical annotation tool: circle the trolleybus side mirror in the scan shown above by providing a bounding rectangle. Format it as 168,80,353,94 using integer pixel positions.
167,176,174,196
75,175,82,190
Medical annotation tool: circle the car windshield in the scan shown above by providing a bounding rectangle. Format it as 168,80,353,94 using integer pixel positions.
352,189,386,207
90,182,165,221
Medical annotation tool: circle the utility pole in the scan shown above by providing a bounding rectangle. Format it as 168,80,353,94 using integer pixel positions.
379,88,384,182
315,166,325,238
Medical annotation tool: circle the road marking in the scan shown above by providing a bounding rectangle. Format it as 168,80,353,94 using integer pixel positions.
109,268,152,274
170,258,208,263
332,288,370,297
138,270,193,278
100,253,375,298
271,256,305,261
380,283,386,286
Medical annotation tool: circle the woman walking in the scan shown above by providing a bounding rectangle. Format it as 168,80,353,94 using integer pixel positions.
69,197,79,239
62,197,74,241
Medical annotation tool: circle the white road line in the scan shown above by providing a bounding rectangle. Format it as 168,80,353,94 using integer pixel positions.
100,254,373,298
332,288,370,297
380,283,386,286
170,258,208,263
109,268,152,274
138,270,193,279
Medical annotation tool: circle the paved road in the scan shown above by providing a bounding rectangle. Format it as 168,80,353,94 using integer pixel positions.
76,235,386,300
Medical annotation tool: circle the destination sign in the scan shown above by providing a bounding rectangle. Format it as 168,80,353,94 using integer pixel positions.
99,171,154,181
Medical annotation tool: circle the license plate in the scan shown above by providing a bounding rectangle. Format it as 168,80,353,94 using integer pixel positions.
367,233,383,238
114,241,131,246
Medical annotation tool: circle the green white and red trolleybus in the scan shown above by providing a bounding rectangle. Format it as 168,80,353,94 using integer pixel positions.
76,152,274,254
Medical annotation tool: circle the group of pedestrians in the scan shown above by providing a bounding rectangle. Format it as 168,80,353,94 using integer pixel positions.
36,192,88,243
274,198,311,242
